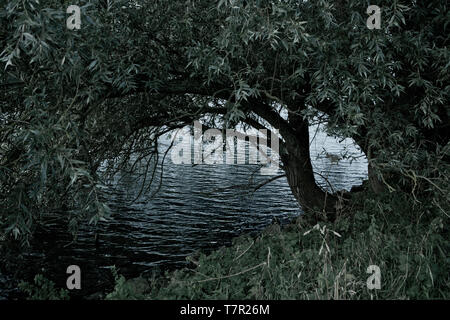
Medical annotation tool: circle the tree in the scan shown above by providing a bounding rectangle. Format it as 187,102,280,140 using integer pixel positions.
1,0,448,244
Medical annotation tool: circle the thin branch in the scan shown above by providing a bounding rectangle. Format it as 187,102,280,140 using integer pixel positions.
253,174,286,192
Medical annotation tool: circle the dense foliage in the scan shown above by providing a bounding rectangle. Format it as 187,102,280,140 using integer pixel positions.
18,274,69,300
112,192,449,299
0,0,448,247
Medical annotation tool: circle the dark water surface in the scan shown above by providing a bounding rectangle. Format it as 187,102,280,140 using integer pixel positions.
0,127,368,299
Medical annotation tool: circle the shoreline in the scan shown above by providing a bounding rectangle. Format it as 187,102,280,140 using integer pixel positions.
2,190,449,300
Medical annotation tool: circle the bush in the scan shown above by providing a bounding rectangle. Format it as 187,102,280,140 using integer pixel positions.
140,191,449,300
105,266,151,300
18,274,69,300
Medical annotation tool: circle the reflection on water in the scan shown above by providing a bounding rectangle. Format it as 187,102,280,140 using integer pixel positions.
0,126,368,298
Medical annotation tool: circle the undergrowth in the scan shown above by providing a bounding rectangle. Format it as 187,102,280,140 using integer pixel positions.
18,274,70,300
110,191,449,300
19,190,448,300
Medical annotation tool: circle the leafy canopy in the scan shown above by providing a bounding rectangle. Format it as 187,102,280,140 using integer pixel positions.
0,0,448,244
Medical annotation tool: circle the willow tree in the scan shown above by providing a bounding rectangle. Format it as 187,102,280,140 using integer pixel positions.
1,0,448,244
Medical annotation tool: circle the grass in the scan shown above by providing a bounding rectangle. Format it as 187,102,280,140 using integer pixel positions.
106,190,449,300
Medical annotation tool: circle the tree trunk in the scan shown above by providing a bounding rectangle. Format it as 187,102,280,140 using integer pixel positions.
283,154,338,220
281,116,338,221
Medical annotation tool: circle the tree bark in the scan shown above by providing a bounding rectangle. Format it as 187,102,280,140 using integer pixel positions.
281,115,338,221
244,97,339,221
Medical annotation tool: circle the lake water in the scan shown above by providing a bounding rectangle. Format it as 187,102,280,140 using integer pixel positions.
0,125,368,299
